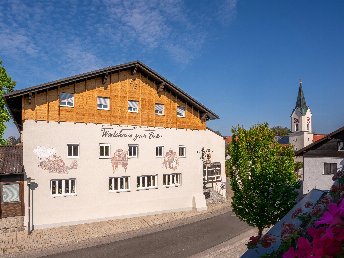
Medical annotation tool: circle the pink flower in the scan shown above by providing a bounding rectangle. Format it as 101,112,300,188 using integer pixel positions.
295,237,312,257
292,207,303,219
261,234,275,248
315,201,343,227
304,201,313,208
283,247,297,258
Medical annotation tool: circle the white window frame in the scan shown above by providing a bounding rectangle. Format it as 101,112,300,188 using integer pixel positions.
67,144,79,158
109,177,130,192
60,93,74,107
155,103,164,116
99,143,111,159
137,175,158,190
177,106,185,117
128,100,139,113
51,179,76,197
156,146,164,157
163,173,181,187
97,97,110,110
178,145,186,157
128,144,138,158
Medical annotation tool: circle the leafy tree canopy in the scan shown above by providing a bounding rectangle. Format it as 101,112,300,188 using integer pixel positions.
227,123,299,238
0,59,16,145
271,126,291,136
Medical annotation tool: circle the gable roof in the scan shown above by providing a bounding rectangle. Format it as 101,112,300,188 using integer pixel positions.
0,145,24,175
296,126,344,156
4,61,219,131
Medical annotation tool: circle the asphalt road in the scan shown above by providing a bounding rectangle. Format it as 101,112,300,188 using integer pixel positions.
45,212,250,258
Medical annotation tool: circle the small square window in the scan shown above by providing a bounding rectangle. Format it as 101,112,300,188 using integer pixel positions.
97,97,110,110
177,106,185,117
179,145,186,157
60,93,74,107
128,144,138,158
156,146,164,157
67,144,79,158
338,141,344,151
324,163,337,175
155,104,164,115
128,100,139,113
100,143,110,158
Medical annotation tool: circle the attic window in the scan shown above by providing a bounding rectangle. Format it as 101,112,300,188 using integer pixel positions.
128,100,139,113
97,97,110,110
338,141,344,151
60,93,74,107
155,104,164,115
177,106,185,118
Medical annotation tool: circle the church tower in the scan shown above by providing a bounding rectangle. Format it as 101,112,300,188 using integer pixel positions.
289,81,313,151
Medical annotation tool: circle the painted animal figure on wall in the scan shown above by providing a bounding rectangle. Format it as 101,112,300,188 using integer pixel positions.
163,149,179,171
111,149,128,172
33,146,78,174
200,147,212,165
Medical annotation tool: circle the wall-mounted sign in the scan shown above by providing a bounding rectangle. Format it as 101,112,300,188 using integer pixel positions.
101,127,162,141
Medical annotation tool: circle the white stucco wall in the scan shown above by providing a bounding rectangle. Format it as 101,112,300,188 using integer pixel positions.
303,157,343,194
22,121,225,229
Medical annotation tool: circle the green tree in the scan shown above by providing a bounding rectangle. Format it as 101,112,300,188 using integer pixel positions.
0,59,16,145
227,123,299,238
271,126,291,136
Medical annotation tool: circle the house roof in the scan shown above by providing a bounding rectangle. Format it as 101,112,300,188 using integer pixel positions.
0,145,24,175
313,134,327,142
4,61,219,131
296,126,344,156
292,81,309,116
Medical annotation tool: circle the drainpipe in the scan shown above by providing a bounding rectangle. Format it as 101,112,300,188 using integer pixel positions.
27,177,31,235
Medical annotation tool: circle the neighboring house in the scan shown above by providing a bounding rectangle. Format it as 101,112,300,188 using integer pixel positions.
276,81,326,151
4,61,225,230
296,125,344,194
0,145,24,219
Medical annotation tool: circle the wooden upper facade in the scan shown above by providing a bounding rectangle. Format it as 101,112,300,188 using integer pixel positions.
5,61,219,131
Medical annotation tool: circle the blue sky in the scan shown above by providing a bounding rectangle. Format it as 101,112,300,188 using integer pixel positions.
2,0,344,138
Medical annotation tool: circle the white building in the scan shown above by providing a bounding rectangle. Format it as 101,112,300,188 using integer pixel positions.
4,61,225,230
296,126,344,194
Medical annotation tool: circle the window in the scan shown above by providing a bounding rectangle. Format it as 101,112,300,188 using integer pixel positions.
60,93,74,107
179,145,186,157
128,144,138,158
177,106,185,117
203,162,221,182
2,183,20,203
51,179,76,196
97,97,110,110
155,103,164,115
163,174,181,187
156,146,164,157
307,124,309,131
67,144,79,158
137,175,158,190
128,100,139,113
295,124,299,131
338,141,344,151
99,143,110,158
324,163,337,175
109,177,130,192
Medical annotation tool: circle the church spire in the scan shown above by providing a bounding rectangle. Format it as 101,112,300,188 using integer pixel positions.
295,80,308,115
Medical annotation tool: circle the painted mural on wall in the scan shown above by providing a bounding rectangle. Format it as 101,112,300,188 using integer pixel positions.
111,149,128,172
163,150,179,171
199,147,213,165
33,146,78,174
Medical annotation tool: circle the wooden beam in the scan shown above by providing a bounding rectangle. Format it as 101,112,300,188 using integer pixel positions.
157,82,164,93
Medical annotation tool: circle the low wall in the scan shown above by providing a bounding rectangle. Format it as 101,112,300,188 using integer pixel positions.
0,216,24,233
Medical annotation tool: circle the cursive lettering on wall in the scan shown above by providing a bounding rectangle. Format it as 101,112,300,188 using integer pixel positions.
101,127,162,141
